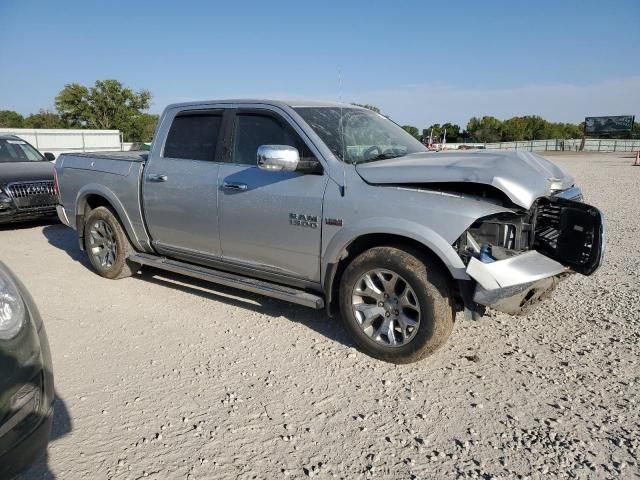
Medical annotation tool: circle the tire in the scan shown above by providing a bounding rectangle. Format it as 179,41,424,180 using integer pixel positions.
339,246,454,364
83,206,140,280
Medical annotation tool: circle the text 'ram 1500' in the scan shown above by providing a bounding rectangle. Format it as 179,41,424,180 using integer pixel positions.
54,100,605,363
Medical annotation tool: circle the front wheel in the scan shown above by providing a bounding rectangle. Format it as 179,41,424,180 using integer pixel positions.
339,246,454,364
83,206,139,279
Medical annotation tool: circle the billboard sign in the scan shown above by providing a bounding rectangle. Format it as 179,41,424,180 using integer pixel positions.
584,115,635,135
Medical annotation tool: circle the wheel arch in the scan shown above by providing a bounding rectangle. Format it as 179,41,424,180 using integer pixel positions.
322,224,469,316
75,185,139,251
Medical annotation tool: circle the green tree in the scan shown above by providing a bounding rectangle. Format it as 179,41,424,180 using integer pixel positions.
441,123,461,143
55,79,152,141
466,116,503,143
526,116,547,140
425,124,442,141
54,83,90,127
420,123,462,143
501,116,528,141
129,113,159,143
24,110,64,129
558,122,584,139
401,125,420,140
0,110,25,128
501,116,584,141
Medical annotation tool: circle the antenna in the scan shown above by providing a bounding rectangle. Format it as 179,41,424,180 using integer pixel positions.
339,69,346,197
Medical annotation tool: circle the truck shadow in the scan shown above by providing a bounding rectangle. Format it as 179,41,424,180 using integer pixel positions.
41,224,93,270
0,218,59,232
40,224,353,349
139,269,354,349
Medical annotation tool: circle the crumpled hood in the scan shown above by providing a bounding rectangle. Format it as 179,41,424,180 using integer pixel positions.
0,161,54,186
355,150,574,208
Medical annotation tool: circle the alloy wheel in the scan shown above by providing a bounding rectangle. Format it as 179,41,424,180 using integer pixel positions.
351,268,421,347
89,220,117,268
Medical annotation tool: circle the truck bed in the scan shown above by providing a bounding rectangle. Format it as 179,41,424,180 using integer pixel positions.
55,150,153,252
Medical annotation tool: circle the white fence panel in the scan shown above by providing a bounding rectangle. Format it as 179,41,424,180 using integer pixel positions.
452,138,640,153
0,128,122,158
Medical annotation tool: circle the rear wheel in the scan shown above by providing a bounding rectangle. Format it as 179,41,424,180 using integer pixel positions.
339,246,454,363
83,206,139,279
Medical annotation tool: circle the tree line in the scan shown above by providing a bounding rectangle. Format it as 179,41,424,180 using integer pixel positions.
356,104,639,143
404,115,590,143
1,87,637,143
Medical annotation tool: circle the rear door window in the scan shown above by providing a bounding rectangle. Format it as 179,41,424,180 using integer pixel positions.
163,112,223,161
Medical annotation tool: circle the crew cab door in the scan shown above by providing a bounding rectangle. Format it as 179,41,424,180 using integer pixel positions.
217,108,328,282
142,108,226,259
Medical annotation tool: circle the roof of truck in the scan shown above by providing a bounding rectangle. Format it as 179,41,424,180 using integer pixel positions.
165,98,362,110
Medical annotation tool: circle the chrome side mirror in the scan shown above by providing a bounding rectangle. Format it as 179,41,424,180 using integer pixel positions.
257,145,299,172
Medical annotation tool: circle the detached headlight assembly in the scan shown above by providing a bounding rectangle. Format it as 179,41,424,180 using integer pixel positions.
0,268,26,340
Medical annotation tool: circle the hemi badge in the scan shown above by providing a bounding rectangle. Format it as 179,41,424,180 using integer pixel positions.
325,218,343,227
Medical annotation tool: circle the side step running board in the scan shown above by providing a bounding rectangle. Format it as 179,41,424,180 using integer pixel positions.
129,252,325,310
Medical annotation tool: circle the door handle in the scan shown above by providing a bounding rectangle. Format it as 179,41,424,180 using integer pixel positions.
147,174,168,182
222,182,248,192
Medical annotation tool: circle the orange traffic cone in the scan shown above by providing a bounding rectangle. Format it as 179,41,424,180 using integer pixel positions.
634,151,640,166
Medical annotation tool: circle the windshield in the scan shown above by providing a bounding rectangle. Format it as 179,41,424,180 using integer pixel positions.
295,107,427,164
0,138,45,163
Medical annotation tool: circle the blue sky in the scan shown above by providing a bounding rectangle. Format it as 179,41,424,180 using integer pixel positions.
1,0,638,128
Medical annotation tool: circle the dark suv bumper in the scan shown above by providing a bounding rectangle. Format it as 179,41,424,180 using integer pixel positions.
0,203,57,225
0,209,56,225
0,188,57,225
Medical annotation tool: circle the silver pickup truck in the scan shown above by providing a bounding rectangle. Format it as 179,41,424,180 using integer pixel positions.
55,99,605,363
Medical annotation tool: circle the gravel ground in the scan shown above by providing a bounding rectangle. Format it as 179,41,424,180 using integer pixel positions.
3,152,638,479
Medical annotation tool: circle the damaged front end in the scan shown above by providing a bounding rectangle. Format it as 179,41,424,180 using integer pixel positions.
456,187,605,317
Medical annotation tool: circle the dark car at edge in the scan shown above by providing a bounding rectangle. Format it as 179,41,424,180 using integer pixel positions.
0,261,54,478
0,135,57,225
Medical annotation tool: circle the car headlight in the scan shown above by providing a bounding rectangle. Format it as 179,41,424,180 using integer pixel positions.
0,189,12,210
0,268,26,340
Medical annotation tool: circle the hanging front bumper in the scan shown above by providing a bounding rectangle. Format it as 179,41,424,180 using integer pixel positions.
466,251,567,315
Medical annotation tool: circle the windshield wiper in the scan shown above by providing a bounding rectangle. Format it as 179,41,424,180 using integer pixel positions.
357,152,403,164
